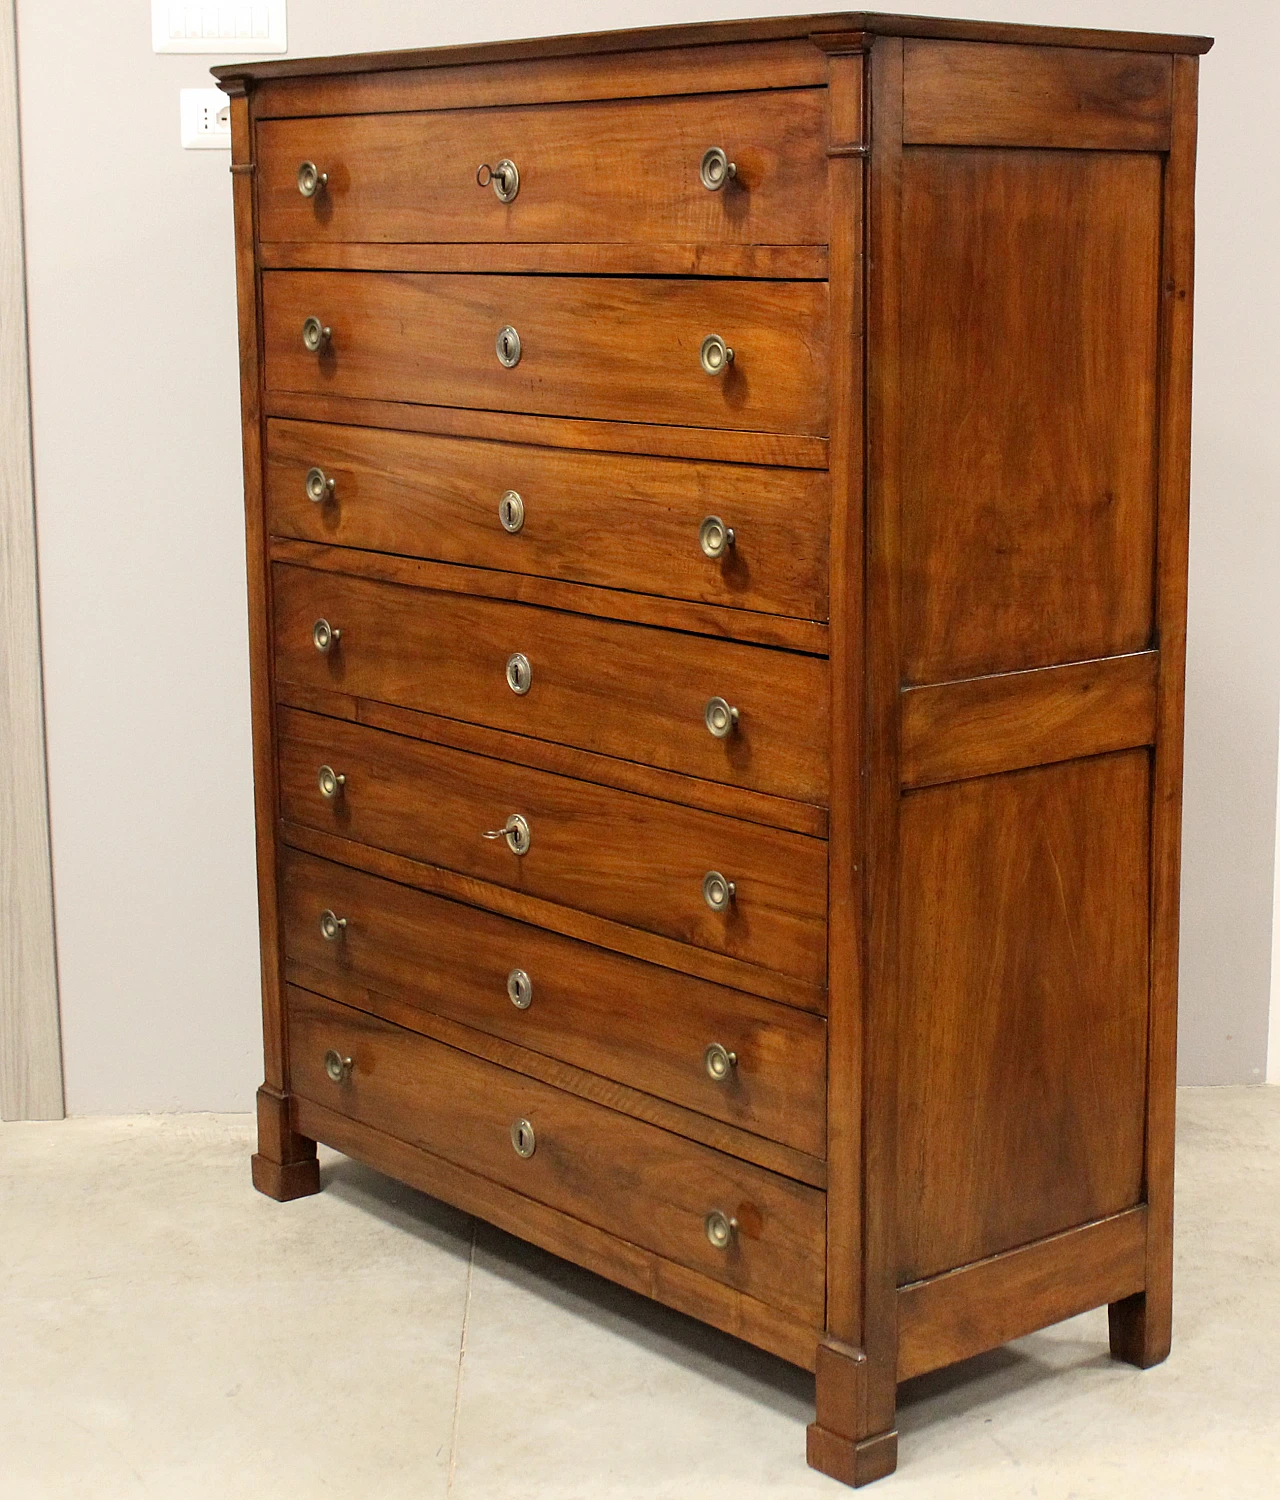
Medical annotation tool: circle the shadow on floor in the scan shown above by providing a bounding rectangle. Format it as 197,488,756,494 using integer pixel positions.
321,1151,1120,1440
897,1323,1116,1433
320,1152,814,1418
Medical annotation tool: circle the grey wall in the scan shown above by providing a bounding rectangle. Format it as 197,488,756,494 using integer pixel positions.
16,0,1278,1110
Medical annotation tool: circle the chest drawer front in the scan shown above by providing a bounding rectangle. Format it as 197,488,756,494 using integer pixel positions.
262,271,829,436
278,709,828,986
257,90,829,247
266,420,830,622
281,849,827,1157
288,987,826,1323
273,564,829,805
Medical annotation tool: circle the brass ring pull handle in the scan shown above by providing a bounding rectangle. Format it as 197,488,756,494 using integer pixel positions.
477,159,520,202
483,813,531,856
319,909,348,942
297,161,328,197
505,652,532,695
302,316,331,353
324,1048,353,1083
507,968,533,1010
317,765,345,800
704,1210,739,1249
495,325,522,368
510,1117,536,1158
305,467,335,504
702,871,736,911
312,618,340,654
705,697,739,739
699,147,737,191
704,1043,738,1082
700,334,734,376
699,515,735,559
499,490,525,533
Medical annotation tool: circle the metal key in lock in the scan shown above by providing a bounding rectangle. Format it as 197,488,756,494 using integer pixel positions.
483,813,531,855
477,159,520,203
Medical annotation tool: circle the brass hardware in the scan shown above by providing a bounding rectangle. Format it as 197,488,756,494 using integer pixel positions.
483,813,531,856
505,652,532,695
704,698,739,739
510,1117,536,1158
317,765,345,800
324,1048,353,1083
507,968,533,1010
319,909,348,942
704,1210,738,1249
305,467,335,504
312,618,340,654
704,1043,738,1082
499,490,525,533
702,871,735,911
476,159,520,203
699,515,735,559
495,325,522,368
297,161,328,198
302,316,331,353
700,334,733,376
699,147,737,192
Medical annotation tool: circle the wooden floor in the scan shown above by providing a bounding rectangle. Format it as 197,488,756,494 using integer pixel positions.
2,1086,1276,1498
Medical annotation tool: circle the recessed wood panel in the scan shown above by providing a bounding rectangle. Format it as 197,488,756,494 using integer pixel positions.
900,148,1160,684
897,753,1150,1283
903,41,1172,150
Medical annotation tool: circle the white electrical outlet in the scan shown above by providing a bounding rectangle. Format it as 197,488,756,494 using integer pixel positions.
181,88,232,149
153,2,286,54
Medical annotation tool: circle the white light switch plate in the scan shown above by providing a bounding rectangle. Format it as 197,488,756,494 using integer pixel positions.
153,2,286,54
181,88,232,149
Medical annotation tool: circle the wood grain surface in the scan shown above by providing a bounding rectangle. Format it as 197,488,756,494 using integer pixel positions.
248,38,829,121
212,11,1211,93
896,753,1150,1283
269,536,829,656
272,561,830,803
277,708,829,985
281,848,827,1156
900,147,1161,684
262,271,829,436
265,418,829,622
265,389,831,471
288,986,827,1323
900,652,1158,788
903,41,1172,149
1113,51,1202,1374
257,89,828,246
259,240,830,281
897,1208,1148,1380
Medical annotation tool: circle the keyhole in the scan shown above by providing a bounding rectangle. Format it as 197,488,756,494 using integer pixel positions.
511,1117,536,1157
500,490,525,533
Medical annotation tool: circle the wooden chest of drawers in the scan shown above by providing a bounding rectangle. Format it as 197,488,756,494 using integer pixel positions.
217,12,1210,1486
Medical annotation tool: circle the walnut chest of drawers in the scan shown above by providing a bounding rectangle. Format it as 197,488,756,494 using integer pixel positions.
216,12,1210,1486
